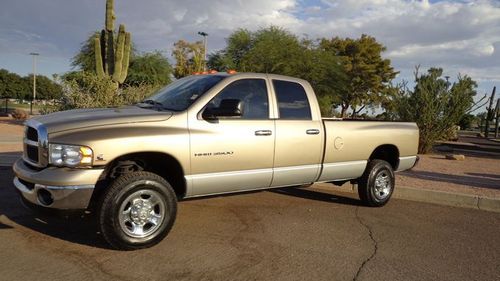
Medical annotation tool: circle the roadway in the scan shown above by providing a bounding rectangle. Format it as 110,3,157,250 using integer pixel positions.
0,167,498,281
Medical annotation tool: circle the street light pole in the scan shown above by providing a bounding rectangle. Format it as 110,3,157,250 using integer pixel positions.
445,76,450,89
29,52,39,115
197,31,208,71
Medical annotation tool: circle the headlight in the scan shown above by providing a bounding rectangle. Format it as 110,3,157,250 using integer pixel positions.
49,144,93,167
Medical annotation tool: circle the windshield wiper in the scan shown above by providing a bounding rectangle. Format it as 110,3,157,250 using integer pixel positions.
137,100,181,112
137,100,165,110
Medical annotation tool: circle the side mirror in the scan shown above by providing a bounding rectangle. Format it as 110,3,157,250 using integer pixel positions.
203,99,243,119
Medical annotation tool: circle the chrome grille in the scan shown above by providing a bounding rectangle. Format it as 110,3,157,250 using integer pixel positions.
26,145,39,162
23,119,49,168
27,127,38,142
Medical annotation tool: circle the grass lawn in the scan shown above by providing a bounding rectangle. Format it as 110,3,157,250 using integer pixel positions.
1,102,42,112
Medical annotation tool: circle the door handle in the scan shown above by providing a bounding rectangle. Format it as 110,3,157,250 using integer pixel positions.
255,130,272,136
306,129,320,135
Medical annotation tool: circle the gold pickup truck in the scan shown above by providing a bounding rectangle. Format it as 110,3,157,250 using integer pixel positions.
13,73,419,250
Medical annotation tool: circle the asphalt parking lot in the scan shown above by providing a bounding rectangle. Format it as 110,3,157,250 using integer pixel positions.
0,167,499,281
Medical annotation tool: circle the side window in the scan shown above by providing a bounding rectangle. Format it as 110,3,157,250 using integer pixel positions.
273,80,312,120
206,79,269,119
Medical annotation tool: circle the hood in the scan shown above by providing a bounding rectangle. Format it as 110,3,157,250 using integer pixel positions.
34,106,173,133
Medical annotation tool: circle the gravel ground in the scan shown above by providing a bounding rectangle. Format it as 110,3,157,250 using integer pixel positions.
0,117,23,152
398,153,500,198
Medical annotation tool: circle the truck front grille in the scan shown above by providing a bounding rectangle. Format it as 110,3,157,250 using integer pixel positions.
23,120,48,168
26,145,39,162
27,127,38,142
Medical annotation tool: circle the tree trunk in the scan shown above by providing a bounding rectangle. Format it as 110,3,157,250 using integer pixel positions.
352,105,366,118
340,105,348,118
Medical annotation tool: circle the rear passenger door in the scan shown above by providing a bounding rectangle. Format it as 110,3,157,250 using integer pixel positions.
270,79,323,187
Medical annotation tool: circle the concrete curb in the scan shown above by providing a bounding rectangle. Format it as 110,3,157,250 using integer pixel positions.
393,186,500,213
315,183,500,213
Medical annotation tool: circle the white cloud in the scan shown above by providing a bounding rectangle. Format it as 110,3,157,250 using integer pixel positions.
1,0,500,92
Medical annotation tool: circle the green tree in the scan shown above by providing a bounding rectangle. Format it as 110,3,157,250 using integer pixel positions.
476,111,488,132
23,74,63,100
125,51,173,86
239,26,304,73
206,26,345,116
207,50,236,72
295,41,346,116
71,31,101,72
393,67,478,153
0,69,29,99
212,26,304,74
458,114,476,130
172,40,205,78
320,34,398,117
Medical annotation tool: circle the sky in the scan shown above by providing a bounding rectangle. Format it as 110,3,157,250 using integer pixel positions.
1,0,499,106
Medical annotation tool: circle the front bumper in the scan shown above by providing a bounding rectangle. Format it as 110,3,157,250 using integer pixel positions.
13,159,104,210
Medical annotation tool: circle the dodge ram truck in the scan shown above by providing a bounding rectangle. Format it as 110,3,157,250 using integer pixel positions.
13,72,419,250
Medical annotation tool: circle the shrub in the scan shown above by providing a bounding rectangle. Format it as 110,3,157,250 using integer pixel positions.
11,109,28,120
39,105,59,115
391,67,478,153
54,71,161,112
120,83,161,105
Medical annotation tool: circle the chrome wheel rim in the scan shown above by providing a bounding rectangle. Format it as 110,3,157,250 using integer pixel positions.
119,189,165,238
374,171,392,200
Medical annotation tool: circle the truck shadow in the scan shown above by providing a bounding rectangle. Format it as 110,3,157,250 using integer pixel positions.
1,163,363,249
0,166,111,249
271,187,363,206
400,170,500,190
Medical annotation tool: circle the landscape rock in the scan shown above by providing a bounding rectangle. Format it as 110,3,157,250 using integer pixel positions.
445,154,465,161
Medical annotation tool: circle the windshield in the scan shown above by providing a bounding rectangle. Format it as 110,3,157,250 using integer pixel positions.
142,75,225,111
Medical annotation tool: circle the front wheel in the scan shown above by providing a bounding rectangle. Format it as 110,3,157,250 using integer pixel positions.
98,171,177,250
358,160,395,207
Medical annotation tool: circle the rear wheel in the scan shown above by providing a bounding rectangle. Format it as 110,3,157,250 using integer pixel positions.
358,160,395,207
98,171,177,250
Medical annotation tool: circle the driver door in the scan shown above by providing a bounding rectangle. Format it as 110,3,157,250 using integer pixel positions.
187,78,275,196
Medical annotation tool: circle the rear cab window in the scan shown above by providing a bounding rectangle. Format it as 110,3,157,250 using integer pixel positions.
272,80,312,120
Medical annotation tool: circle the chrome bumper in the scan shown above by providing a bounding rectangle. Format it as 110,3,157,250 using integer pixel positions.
13,159,103,210
14,177,94,209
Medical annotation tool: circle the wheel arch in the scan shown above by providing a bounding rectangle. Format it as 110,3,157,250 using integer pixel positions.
93,151,187,203
369,144,399,170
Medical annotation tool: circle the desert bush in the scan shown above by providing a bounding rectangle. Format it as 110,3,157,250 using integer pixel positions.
441,125,460,141
54,71,161,112
59,71,119,110
120,83,161,105
392,67,478,153
39,105,59,115
11,108,28,120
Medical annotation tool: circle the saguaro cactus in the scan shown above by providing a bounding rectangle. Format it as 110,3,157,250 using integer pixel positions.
94,0,131,86
484,86,496,137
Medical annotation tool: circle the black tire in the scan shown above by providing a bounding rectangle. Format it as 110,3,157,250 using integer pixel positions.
98,171,177,250
358,160,395,207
